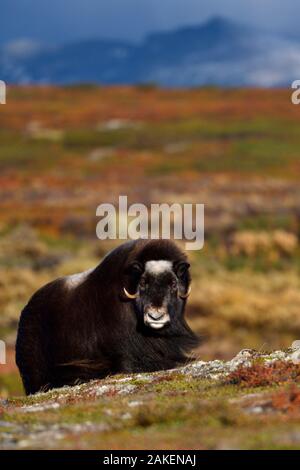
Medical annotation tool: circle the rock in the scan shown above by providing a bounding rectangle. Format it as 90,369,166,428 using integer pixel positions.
1,347,299,449
20,402,60,413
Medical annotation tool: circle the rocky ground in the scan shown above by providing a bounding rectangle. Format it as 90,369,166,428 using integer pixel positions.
1,346,300,450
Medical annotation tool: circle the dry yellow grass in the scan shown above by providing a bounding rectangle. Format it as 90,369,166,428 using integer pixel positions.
188,269,300,358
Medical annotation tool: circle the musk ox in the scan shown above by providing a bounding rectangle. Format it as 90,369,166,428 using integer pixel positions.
16,239,199,395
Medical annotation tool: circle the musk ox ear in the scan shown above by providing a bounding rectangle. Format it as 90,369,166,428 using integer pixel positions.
174,261,190,280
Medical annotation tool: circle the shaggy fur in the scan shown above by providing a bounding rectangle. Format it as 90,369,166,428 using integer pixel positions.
16,239,199,395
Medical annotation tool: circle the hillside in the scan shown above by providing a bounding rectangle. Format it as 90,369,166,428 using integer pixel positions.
1,86,300,449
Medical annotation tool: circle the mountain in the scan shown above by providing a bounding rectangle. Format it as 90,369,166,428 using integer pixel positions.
1,16,300,87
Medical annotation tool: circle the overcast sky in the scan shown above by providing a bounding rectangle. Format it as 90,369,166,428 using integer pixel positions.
0,0,298,45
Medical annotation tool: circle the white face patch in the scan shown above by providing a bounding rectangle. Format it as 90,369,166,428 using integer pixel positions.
145,260,172,276
64,268,94,289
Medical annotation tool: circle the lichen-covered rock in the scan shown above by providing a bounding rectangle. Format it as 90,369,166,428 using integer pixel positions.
1,345,300,450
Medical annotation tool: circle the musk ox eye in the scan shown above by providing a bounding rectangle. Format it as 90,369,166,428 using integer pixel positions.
139,278,147,290
171,279,178,291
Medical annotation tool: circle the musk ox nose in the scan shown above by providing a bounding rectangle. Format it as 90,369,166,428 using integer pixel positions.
144,306,170,330
148,310,165,321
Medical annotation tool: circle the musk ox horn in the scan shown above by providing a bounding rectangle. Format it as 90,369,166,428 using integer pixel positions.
123,287,138,299
179,285,191,299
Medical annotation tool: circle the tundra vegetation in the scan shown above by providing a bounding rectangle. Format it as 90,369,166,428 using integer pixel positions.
1,86,300,448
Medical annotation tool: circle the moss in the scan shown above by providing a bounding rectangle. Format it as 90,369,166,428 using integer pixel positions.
0,373,23,398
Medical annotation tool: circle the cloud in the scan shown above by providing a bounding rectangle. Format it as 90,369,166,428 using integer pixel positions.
3,39,42,59
0,0,298,45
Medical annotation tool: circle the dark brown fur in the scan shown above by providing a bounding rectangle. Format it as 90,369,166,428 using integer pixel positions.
16,239,199,395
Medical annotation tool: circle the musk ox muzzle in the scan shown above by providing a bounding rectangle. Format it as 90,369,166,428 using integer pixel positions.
143,305,170,329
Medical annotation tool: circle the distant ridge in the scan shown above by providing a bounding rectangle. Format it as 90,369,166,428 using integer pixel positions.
1,16,300,87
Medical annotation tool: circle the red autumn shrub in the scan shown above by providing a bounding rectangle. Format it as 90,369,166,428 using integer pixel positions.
271,385,300,413
226,361,300,388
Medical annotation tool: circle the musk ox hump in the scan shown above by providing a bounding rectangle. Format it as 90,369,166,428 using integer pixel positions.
64,268,94,289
